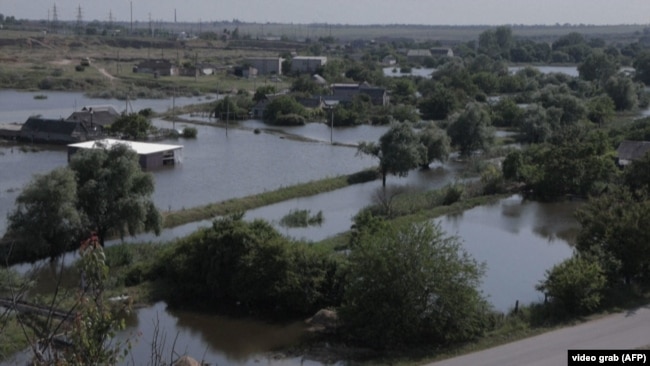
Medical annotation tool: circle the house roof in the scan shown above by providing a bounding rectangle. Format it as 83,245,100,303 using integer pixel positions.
617,140,650,161
22,117,80,135
68,138,183,155
66,105,120,126
293,56,328,62
407,49,432,57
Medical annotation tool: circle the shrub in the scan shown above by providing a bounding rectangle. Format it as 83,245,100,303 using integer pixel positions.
75,65,85,72
182,127,198,138
536,256,606,315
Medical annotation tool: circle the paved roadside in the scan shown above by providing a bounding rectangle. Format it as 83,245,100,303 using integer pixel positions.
428,305,650,366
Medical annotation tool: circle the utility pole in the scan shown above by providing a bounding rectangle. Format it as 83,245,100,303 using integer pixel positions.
130,1,133,34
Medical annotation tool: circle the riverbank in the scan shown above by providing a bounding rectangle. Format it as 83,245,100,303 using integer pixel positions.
162,168,378,228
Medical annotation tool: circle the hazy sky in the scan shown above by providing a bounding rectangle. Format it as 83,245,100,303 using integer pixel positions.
3,0,650,25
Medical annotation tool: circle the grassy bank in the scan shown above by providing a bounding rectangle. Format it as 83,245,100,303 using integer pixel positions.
161,168,378,228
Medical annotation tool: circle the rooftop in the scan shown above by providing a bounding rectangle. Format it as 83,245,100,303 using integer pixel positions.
68,138,183,155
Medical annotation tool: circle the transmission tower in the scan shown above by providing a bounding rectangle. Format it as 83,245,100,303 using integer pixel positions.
52,3,59,32
108,10,114,28
76,5,83,35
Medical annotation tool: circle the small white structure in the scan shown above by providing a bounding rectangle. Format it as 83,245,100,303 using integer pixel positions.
68,139,183,170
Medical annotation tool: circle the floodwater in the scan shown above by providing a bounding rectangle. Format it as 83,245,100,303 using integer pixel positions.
1,90,581,365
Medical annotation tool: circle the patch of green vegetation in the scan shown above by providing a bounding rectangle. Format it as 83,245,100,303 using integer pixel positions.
279,209,324,228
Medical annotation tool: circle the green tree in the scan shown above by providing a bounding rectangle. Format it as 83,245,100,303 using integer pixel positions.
262,95,308,125
623,152,650,195
418,85,459,120
418,124,450,169
341,221,489,348
253,85,277,102
578,51,619,84
575,188,650,284
586,95,615,126
536,256,606,315
109,113,152,140
358,123,425,187
491,97,523,127
70,143,161,246
447,103,494,157
633,51,650,85
390,78,416,104
6,168,82,261
604,75,639,111
290,75,324,94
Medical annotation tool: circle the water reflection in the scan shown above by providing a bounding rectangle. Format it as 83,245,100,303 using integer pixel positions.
121,302,314,366
436,195,578,312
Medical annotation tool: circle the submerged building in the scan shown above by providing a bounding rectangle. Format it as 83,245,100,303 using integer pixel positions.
68,139,183,170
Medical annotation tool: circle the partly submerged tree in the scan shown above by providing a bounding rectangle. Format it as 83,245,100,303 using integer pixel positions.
341,221,490,348
418,123,450,169
358,123,425,187
6,168,83,261
70,143,161,246
447,103,494,157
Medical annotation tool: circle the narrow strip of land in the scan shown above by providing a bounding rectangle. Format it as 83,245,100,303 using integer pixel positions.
428,305,650,366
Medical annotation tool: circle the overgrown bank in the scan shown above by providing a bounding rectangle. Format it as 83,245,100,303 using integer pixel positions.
161,168,378,228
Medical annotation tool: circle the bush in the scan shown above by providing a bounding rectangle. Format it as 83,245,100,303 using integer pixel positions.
182,127,198,138
536,256,607,315
75,65,85,72
279,209,323,228
159,215,343,316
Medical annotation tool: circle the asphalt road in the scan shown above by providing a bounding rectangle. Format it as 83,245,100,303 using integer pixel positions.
428,305,650,366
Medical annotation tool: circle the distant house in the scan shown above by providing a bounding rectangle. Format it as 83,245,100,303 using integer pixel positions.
430,47,454,57
406,49,432,63
616,140,650,166
68,139,183,170
66,105,120,128
291,56,327,73
133,59,178,76
330,83,389,106
19,117,101,144
244,57,284,75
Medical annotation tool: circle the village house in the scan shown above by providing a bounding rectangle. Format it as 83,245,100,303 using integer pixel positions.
68,139,183,170
66,105,120,129
19,117,101,144
616,140,650,166
133,59,178,76
330,83,389,106
430,47,454,57
244,57,284,75
406,49,432,63
291,56,327,73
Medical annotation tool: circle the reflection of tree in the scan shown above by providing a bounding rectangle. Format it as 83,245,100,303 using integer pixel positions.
530,200,582,244
167,308,305,361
